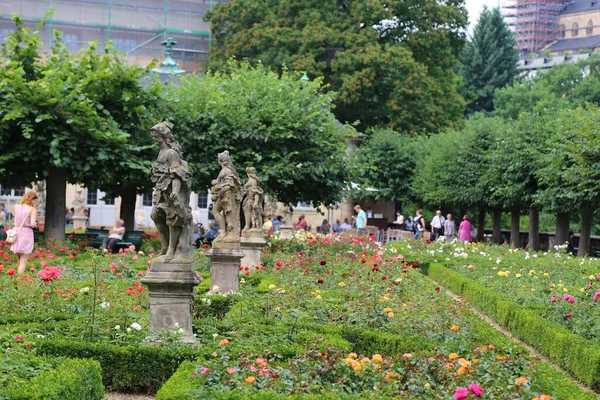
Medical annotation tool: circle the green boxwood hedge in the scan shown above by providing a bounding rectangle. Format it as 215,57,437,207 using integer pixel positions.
36,339,202,393
0,358,104,400
423,262,600,390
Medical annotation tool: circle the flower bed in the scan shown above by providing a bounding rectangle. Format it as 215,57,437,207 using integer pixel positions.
391,240,600,388
157,235,595,398
0,236,596,397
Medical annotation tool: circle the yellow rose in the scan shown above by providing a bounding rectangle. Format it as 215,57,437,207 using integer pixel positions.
338,282,346,287
372,354,383,363
448,353,459,360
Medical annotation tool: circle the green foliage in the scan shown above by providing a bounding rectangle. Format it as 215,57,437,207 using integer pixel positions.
205,0,467,133
459,7,518,114
0,15,161,237
413,114,502,209
0,358,104,400
348,129,417,202
36,339,202,393
494,55,600,119
164,61,348,207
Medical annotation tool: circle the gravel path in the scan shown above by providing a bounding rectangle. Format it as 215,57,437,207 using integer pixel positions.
105,393,155,400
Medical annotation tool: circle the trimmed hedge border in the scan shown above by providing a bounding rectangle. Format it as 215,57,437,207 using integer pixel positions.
36,339,202,393
422,262,600,390
0,358,104,400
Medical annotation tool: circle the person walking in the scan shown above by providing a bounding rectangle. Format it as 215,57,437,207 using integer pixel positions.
353,204,367,235
11,191,37,275
458,215,473,244
430,210,445,240
413,210,426,240
444,214,456,240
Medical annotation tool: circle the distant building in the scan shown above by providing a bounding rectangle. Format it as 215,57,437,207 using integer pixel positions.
505,0,600,69
0,0,230,72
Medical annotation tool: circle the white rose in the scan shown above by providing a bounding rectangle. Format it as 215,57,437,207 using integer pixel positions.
126,328,132,333
100,302,110,309
212,285,220,292
130,322,142,331
79,287,90,293
114,325,120,331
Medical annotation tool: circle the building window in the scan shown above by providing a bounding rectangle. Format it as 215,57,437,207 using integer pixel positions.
560,24,566,38
104,197,115,205
112,38,137,54
0,187,11,196
13,188,25,197
142,194,153,207
86,190,98,205
587,20,594,35
572,22,579,37
197,192,208,209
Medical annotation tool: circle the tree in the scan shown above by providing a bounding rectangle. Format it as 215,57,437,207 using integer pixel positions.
163,61,348,207
539,106,600,256
77,46,163,231
205,0,467,133
348,128,417,203
459,7,518,114
412,114,502,240
0,15,129,241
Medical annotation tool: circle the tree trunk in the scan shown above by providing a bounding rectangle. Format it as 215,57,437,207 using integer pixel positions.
44,168,67,242
578,201,594,257
510,208,520,248
554,212,570,248
492,209,502,244
477,207,486,242
119,185,137,232
527,206,540,251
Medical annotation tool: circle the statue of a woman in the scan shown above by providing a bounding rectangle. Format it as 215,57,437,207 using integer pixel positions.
212,151,242,243
149,122,193,263
242,167,264,231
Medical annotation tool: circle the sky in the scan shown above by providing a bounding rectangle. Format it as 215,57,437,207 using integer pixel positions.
465,0,497,35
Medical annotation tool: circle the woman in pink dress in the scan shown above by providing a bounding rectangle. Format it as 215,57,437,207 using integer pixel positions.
11,191,37,274
458,214,472,244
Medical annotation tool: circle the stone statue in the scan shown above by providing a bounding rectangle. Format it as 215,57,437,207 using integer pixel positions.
211,150,242,243
72,189,85,217
149,122,193,263
242,167,264,231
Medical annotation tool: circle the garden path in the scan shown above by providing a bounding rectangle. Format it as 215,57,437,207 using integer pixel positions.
106,392,155,400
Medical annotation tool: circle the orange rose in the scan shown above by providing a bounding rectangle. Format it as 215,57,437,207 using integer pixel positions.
515,376,528,385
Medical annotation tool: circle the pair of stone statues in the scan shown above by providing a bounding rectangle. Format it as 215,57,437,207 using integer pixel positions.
149,122,263,262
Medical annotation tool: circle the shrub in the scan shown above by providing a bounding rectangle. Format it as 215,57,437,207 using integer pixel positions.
36,339,202,393
0,358,104,400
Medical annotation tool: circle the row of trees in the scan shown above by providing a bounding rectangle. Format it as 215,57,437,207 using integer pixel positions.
0,16,348,240
351,55,600,255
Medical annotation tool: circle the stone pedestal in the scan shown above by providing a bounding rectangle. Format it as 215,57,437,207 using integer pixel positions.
279,225,294,240
73,216,86,230
141,262,200,344
206,243,244,294
240,230,266,268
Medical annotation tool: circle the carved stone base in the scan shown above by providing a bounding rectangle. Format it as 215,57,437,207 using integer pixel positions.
279,225,294,240
206,243,244,294
73,216,86,231
141,262,200,344
240,230,266,268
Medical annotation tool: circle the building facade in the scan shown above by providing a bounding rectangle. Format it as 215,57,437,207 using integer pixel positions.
0,0,228,72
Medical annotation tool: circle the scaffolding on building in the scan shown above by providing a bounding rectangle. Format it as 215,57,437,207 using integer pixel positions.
504,0,566,56
0,0,228,71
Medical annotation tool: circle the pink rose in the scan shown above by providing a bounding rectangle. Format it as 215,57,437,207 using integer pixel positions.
593,291,600,302
468,383,484,397
566,312,573,318
199,367,210,375
550,294,557,302
454,387,469,400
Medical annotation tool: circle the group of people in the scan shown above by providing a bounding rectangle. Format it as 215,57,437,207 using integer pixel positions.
395,209,476,243
288,204,369,235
